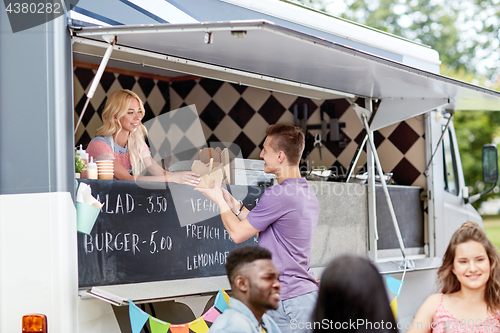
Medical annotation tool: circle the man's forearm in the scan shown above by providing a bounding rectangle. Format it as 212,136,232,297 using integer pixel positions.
220,209,240,235
231,202,249,221
219,200,256,243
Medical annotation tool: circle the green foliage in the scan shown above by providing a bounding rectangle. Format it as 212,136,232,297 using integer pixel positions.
294,0,500,208
338,0,477,73
440,65,500,207
75,149,87,173
454,111,495,188
484,218,500,251
294,0,500,80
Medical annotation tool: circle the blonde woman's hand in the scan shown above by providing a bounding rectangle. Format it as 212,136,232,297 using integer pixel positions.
170,171,200,186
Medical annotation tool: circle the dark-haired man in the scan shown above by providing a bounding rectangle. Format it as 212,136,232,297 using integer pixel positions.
208,246,281,333
197,124,320,333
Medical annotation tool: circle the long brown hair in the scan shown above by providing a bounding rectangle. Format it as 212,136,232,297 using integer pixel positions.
96,89,148,175
437,222,500,312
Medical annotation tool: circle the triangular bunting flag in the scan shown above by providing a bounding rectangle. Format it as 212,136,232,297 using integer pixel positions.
202,306,221,323
386,275,404,297
149,316,170,333
169,324,189,333
390,297,398,320
189,318,210,333
128,300,150,333
221,289,230,305
214,290,230,313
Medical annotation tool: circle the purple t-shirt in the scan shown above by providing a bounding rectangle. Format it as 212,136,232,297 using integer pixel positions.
247,178,319,300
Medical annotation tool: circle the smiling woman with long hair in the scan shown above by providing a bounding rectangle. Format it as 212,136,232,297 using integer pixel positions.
408,222,500,333
86,89,199,185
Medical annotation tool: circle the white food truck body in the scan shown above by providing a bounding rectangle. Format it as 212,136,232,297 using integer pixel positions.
1,0,500,332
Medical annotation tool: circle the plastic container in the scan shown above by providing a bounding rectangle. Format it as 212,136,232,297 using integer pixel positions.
76,202,100,234
77,145,89,179
97,168,115,174
87,156,98,179
98,173,114,180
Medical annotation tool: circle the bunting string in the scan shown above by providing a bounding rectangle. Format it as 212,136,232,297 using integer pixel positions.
386,258,413,319
128,289,230,333
130,268,405,330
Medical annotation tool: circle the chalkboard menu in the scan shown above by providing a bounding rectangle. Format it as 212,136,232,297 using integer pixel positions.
77,180,263,288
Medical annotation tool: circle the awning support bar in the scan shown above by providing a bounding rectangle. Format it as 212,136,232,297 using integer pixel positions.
346,135,367,182
423,109,455,177
74,35,116,134
345,99,371,183
361,113,407,258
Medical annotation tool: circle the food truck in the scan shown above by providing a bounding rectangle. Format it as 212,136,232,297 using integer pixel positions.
2,0,500,332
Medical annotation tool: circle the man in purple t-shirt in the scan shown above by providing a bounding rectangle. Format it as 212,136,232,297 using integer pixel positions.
197,124,320,333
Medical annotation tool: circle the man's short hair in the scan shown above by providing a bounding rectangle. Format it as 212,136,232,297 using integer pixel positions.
225,246,272,285
266,124,305,165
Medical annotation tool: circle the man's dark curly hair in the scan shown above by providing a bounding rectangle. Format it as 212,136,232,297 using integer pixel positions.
225,246,272,285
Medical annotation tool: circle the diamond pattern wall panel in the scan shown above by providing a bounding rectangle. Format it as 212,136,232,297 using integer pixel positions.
74,66,427,188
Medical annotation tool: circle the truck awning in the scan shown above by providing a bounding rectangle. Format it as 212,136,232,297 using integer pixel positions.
70,0,440,72
72,20,500,130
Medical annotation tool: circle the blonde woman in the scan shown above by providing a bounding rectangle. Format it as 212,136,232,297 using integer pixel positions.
408,222,500,333
86,89,200,185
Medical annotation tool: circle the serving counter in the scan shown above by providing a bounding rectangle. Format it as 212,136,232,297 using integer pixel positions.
77,179,425,301
77,179,262,288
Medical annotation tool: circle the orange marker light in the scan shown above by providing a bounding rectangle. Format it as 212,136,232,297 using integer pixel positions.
22,314,47,333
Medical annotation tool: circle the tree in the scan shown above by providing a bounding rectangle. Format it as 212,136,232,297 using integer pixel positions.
293,0,500,206
293,0,500,80
449,65,500,205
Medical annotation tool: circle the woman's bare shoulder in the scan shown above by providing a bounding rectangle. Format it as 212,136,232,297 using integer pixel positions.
420,293,442,315
426,293,443,302
407,294,442,333
423,293,442,307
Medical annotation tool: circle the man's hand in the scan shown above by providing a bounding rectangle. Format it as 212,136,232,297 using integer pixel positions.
221,187,241,214
196,179,258,243
195,179,226,208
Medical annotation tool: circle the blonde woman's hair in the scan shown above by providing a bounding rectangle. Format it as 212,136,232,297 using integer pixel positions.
95,89,148,176
437,222,500,312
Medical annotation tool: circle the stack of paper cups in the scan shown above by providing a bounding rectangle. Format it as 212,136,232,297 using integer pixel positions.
96,160,114,180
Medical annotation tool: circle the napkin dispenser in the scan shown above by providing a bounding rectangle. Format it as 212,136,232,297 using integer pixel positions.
232,158,276,186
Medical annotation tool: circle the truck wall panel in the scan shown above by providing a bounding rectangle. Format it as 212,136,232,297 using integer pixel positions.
0,192,78,332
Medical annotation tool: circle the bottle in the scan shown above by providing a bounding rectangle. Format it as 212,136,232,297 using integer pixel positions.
87,156,98,180
77,145,89,179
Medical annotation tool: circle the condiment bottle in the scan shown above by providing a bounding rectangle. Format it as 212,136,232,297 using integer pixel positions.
87,156,98,180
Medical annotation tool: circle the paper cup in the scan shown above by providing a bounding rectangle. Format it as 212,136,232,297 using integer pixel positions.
98,173,114,180
97,167,114,172
97,164,114,169
76,202,100,234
